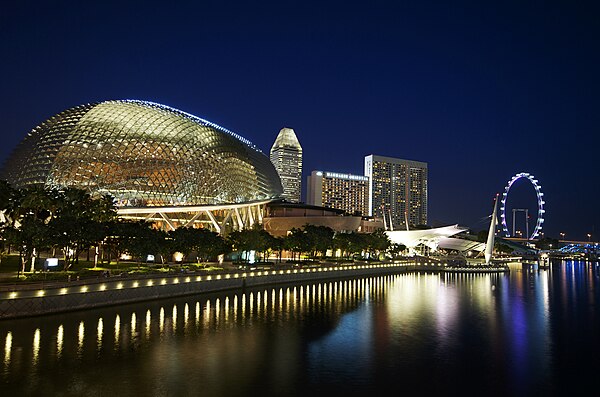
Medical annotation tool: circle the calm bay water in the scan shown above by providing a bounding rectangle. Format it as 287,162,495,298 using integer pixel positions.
2,260,599,396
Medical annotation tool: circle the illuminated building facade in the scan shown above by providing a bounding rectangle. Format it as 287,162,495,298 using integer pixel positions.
0,100,283,233
270,128,302,203
364,154,428,228
306,170,369,216
262,201,363,237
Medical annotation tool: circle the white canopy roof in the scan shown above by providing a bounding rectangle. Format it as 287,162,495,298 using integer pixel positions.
386,224,471,252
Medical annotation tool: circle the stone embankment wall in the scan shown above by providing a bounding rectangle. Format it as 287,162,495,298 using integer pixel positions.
0,263,419,319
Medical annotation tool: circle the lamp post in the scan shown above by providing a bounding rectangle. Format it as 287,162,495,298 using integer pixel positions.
588,233,592,243
560,232,565,241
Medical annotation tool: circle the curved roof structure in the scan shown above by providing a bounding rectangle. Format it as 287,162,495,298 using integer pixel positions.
386,224,469,253
438,236,485,253
1,100,283,207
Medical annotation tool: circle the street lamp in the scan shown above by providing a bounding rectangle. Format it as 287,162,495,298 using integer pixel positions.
560,232,565,240
588,233,592,243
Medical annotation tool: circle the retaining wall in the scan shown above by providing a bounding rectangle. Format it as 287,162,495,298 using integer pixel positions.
0,263,419,319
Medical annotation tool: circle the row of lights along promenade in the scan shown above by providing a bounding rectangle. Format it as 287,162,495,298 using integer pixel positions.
0,258,510,320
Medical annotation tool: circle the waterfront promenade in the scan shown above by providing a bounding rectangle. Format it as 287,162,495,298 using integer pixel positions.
0,259,510,320
0,261,414,320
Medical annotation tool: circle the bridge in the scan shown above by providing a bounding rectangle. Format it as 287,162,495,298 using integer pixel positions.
502,237,599,258
504,237,597,246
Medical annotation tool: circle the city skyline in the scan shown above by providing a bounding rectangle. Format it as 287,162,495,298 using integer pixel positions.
1,1,598,240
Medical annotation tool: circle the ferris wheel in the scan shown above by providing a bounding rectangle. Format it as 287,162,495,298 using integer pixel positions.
499,172,545,239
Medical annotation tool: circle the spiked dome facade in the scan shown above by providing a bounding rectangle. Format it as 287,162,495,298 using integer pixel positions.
1,100,283,207
0,100,284,233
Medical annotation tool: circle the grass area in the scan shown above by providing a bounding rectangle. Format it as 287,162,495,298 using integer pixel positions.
0,254,226,284
0,253,392,284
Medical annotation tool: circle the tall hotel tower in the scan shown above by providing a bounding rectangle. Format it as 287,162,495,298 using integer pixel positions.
307,171,369,215
270,128,303,202
364,154,428,229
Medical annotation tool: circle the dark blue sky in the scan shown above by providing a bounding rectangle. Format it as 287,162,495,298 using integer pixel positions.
1,1,598,240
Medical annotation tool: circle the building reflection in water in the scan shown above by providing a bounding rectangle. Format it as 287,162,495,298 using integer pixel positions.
33,328,40,365
145,310,151,339
56,325,63,359
0,263,596,396
76,321,84,360
114,314,120,350
4,331,12,367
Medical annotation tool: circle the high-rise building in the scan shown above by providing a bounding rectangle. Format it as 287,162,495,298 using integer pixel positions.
364,154,428,229
307,170,369,216
270,127,303,202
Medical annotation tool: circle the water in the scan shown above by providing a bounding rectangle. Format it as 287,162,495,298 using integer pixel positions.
1,260,599,397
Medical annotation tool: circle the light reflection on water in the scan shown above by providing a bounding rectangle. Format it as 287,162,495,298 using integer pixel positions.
97,317,103,352
0,261,599,396
4,331,11,366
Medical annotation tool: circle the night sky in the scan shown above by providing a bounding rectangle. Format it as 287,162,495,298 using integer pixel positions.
1,1,598,241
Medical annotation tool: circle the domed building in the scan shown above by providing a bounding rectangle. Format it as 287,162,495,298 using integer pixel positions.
1,100,283,233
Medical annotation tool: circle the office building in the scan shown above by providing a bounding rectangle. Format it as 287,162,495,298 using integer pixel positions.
364,154,427,228
307,170,369,216
270,128,302,203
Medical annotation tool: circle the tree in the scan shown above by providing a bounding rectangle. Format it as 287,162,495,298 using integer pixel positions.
48,188,118,270
126,223,161,265
192,228,229,262
227,226,265,262
151,229,173,264
0,180,19,224
284,227,311,261
4,216,51,274
365,228,391,259
0,180,19,263
2,186,58,274
272,236,285,263
246,225,277,262
170,227,230,263
303,224,334,258
104,220,149,266
387,242,406,259
333,231,367,260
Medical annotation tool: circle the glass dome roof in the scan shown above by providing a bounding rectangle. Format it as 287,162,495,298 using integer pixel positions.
1,100,283,207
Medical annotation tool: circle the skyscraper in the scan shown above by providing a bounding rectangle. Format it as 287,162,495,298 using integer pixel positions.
307,170,369,216
364,154,428,229
270,127,303,202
